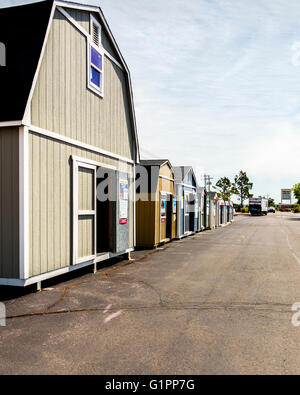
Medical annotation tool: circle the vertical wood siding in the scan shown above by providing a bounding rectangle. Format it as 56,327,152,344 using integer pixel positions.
78,167,94,211
29,132,134,277
0,127,19,278
78,216,94,258
136,195,156,248
31,9,135,161
136,164,176,248
155,164,176,245
66,9,120,61
66,8,90,33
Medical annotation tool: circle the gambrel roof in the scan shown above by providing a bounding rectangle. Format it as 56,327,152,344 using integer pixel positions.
0,0,139,159
0,1,53,122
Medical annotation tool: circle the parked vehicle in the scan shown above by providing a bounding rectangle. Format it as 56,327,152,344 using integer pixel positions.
268,207,276,213
249,198,268,216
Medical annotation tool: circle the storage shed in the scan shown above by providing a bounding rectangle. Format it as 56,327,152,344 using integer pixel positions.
196,187,205,232
218,199,226,226
207,192,218,230
226,201,234,223
0,0,139,287
136,160,177,248
174,167,198,238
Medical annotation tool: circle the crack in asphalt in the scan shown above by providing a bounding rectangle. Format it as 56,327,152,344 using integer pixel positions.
5,301,294,321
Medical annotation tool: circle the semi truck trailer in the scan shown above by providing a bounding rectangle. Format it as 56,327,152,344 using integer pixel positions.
249,198,268,216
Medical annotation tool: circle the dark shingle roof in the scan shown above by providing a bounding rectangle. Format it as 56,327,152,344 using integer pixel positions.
0,1,53,122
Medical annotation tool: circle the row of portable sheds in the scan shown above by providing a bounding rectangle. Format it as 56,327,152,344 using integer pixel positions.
136,160,234,248
0,0,234,289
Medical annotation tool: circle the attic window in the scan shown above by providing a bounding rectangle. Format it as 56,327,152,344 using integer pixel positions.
88,42,104,96
90,15,101,47
88,15,103,97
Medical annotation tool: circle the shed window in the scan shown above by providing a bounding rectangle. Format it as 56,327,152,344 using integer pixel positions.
88,43,104,96
88,15,104,97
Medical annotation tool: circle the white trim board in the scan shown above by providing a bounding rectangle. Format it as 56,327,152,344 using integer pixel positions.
178,183,197,190
0,248,134,287
19,126,29,280
55,1,99,13
27,124,134,165
0,121,22,128
159,175,175,182
71,155,116,170
72,159,97,265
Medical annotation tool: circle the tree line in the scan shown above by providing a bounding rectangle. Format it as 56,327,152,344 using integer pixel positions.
214,173,300,210
213,170,253,206
294,184,300,204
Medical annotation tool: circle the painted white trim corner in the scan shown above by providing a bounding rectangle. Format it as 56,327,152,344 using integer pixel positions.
19,126,29,280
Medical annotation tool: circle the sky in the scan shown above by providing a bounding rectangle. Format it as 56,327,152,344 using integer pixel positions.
2,0,300,203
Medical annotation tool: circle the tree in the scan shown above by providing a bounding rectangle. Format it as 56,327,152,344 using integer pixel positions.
293,183,300,204
214,177,233,201
268,197,276,207
232,170,253,206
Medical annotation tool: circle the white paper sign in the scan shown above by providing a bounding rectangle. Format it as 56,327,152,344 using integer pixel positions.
119,179,128,220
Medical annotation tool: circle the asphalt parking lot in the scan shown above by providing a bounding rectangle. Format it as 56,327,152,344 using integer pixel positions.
1,213,300,374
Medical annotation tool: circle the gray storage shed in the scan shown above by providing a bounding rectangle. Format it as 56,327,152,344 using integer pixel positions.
174,166,198,238
0,0,139,287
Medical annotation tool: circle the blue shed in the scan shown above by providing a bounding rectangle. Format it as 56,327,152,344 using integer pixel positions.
174,166,198,238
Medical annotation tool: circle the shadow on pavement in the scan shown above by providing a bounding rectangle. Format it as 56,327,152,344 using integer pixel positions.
0,255,129,302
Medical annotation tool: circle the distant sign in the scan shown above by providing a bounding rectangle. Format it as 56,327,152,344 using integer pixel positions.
281,189,292,201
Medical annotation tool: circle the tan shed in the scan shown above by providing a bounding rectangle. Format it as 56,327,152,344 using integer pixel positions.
136,160,177,248
0,0,139,287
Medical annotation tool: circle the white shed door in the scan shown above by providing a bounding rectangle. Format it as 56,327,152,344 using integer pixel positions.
73,161,97,265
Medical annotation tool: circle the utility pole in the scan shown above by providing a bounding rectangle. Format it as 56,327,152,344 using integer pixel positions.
202,174,214,193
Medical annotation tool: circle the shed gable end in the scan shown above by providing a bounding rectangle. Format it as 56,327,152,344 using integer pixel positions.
30,7,135,161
